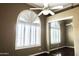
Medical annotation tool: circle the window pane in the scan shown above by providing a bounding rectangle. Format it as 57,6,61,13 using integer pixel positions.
54,29,59,43
16,23,24,47
50,22,61,44
58,29,61,43
55,22,60,28
51,29,55,44
50,22,60,29
36,26,40,46
24,24,30,46
50,22,56,28
31,25,36,45
51,29,61,44
33,18,40,24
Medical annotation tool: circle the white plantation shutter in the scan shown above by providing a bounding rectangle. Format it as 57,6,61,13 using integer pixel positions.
50,22,61,44
16,10,41,49
24,24,30,46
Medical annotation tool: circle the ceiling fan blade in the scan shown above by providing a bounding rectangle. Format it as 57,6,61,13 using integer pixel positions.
49,10,55,15
38,11,43,16
30,8,43,10
50,6,63,10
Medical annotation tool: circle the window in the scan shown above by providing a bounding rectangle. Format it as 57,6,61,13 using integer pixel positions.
16,10,41,49
50,21,61,44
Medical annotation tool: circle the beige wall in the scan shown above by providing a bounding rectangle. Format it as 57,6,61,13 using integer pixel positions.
0,3,47,56
65,25,74,47
47,6,79,56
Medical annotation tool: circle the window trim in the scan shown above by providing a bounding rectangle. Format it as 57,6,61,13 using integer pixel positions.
15,45,41,50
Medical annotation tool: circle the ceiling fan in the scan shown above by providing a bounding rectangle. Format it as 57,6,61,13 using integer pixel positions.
30,3,64,16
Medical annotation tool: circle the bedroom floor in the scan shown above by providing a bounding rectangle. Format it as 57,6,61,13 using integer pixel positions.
36,47,74,56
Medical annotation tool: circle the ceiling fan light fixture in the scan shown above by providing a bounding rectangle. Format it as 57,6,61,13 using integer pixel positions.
42,10,49,15
40,10,55,16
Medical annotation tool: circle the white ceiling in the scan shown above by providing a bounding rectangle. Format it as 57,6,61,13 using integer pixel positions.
28,3,79,12
28,3,70,8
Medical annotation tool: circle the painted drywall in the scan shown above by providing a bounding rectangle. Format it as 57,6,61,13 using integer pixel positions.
47,6,79,56
0,3,47,56
65,24,74,47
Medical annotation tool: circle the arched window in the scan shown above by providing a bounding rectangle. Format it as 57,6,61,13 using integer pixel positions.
50,21,61,44
16,10,41,49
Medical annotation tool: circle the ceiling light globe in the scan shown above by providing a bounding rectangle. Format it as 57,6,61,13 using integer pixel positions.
42,10,49,15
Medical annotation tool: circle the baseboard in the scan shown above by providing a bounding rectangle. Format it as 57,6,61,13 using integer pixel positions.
64,46,74,48
50,46,74,52
29,51,48,56
44,51,50,54
30,46,74,56
49,46,65,52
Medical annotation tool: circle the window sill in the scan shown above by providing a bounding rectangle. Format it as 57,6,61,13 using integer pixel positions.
15,45,41,50
51,43,61,44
